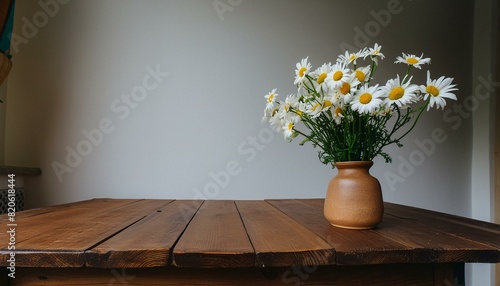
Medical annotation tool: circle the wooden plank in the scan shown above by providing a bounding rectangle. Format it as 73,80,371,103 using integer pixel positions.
385,202,500,235
0,198,144,243
0,199,143,267
292,200,500,263
86,200,203,268
298,198,325,208
236,200,334,267
1,198,499,277
375,213,499,263
384,202,500,261
11,199,170,249
172,200,255,268
298,200,500,263
0,199,174,267
268,199,413,265
8,264,438,286
0,198,129,223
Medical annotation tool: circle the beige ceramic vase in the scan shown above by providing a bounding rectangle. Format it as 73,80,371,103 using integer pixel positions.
324,161,384,229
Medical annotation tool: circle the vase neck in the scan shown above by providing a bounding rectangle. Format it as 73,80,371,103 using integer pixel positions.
335,161,373,170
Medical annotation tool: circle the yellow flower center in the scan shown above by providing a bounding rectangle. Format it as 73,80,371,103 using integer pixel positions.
267,93,275,103
333,71,343,81
334,107,343,116
426,85,440,97
406,57,418,65
389,87,405,100
359,93,372,104
296,110,303,116
317,73,327,84
299,67,307,77
287,122,293,131
349,55,356,62
355,70,366,82
340,82,350,95
323,100,332,108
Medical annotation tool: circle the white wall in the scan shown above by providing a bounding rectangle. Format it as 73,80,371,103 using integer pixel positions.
6,0,474,212
5,0,496,284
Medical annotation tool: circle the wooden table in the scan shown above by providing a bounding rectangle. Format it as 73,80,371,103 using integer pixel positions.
0,199,499,285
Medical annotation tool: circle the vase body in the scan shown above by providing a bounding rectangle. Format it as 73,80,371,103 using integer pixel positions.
324,161,383,229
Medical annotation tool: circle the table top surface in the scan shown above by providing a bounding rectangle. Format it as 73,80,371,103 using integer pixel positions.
1,198,499,268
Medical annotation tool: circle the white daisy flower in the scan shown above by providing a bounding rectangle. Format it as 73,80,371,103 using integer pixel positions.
331,105,344,124
306,101,324,118
337,49,365,65
364,43,385,62
322,96,334,113
354,66,371,83
395,53,431,69
294,57,312,85
380,75,419,108
285,93,299,109
329,91,344,107
264,89,278,110
262,105,279,122
310,62,332,92
282,119,297,141
294,101,307,117
277,94,300,118
326,62,350,89
351,84,384,114
375,105,393,116
268,110,284,132
338,73,361,103
419,71,458,110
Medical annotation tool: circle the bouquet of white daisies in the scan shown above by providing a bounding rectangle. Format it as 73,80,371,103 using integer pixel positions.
262,44,457,166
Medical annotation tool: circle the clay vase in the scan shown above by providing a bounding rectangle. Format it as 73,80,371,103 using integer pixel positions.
324,161,383,229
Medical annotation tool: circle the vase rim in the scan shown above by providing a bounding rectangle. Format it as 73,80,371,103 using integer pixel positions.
335,161,373,168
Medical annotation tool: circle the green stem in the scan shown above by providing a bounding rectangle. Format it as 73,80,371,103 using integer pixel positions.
401,65,412,84
394,99,429,142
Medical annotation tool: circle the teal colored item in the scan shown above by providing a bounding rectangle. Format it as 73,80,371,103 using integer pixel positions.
0,0,15,54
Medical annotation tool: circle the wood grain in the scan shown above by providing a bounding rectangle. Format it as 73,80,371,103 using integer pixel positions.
172,200,254,268
86,200,203,268
8,264,441,286
0,199,173,267
268,199,412,265
384,203,500,263
0,199,143,244
0,198,498,285
236,200,334,267
379,207,499,263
